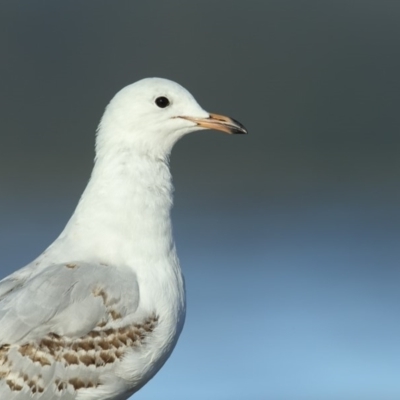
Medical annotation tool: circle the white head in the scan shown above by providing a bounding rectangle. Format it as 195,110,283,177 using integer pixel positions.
96,78,247,159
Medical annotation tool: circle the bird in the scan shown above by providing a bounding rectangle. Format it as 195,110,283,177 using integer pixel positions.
0,77,247,400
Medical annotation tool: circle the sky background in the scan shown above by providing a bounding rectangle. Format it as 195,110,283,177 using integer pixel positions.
1,1,400,399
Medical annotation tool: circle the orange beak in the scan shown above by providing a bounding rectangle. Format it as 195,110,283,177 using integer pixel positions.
179,113,247,134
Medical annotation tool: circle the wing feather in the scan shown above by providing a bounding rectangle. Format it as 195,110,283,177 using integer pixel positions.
0,262,140,345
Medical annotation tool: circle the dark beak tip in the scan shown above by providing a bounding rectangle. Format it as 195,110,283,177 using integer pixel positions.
232,127,248,134
231,118,248,135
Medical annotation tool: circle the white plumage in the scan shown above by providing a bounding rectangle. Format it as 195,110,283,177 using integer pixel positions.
0,78,246,399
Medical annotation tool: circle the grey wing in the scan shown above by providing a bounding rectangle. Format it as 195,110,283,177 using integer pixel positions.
0,262,140,344
0,262,141,399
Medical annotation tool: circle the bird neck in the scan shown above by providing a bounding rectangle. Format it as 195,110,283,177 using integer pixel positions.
59,147,175,266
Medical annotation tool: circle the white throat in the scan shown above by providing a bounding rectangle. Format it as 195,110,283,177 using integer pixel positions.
53,145,175,268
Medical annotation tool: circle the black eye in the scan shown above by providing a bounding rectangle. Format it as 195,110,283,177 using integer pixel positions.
155,96,170,108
